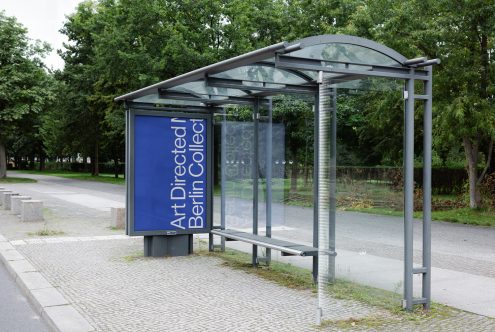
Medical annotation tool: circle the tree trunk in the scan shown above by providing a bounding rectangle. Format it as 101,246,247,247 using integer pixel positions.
463,137,481,208
92,143,100,176
39,154,45,171
0,142,6,178
114,157,119,178
304,162,309,187
290,162,298,193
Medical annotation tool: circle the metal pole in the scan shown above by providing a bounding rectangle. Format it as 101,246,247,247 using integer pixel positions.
404,71,415,311
422,66,433,309
220,109,227,251
317,72,332,322
208,108,215,252
266,98,273,264
252,99,260,266
125,107,130,236
313,97,319,284
329,87,337,283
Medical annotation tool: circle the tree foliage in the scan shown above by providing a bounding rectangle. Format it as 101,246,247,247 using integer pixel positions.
3,0,495,208
0,11,52,177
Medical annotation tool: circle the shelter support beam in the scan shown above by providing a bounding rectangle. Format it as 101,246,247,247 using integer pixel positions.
404,71,415,311
312,95,319,283
252,99,260,266
220,110,227,251
275,54,430,81
402,67,433,311
265,98,273,264
329,86,337,283
422,67,433,309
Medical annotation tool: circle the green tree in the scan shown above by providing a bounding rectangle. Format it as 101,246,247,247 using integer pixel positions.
58,0,104,175
0,11,51,177
349,0,495,208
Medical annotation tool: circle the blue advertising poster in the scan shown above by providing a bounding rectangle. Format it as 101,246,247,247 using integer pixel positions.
133,114,208,233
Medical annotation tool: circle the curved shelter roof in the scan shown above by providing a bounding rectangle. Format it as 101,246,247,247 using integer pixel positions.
116,34,436,108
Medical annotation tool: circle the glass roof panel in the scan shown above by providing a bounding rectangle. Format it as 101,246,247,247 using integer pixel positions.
287,43,400,66
212,65,310,85
169,81,247,97
133,94,204,107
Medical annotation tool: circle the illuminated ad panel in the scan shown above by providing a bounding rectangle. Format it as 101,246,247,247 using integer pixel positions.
131,112,209,234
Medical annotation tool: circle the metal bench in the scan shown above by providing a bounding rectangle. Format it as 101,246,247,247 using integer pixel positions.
211,229,334,257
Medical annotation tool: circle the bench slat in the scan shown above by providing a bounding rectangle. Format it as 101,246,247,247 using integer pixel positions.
211,229,321,257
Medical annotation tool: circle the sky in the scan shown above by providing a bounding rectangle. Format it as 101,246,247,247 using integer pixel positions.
1,0,83,70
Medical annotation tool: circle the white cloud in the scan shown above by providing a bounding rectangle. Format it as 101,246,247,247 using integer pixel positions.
1,0,83,70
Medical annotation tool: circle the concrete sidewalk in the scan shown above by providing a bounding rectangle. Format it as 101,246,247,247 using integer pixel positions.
1,214,495,331
1,228,380,332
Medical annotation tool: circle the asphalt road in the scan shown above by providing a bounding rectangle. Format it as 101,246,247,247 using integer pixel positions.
0,262,48,332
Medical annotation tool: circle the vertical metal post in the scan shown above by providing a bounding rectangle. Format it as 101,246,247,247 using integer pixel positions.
252,99,260,266
266,98,273,264
422,66,433,309
220,109,227,251
404,71,415,311
329,87,337,283
208,108,215,252
313,95,319,283
317,72,332,322
125,106,130,235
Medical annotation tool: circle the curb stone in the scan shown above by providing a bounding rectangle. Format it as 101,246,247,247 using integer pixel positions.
0,233,95,332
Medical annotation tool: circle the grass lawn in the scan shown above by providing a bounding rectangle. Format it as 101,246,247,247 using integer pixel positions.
346,206,495,227
429,208,495,227
0,176,37,183
16,170,125,185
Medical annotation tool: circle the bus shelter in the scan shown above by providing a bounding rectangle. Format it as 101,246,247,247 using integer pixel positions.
116,34,439,315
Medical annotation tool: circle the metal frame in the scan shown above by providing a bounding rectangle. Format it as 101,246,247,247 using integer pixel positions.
116,34,439,312
252,99,260,265
126,108,213,236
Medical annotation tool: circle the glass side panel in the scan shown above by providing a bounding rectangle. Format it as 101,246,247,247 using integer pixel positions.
318,74,405,320
220,106,255,232
288,43,400,66
212,65,310,85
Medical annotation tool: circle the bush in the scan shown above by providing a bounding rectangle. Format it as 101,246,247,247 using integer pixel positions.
38,161,125,174
480,172,495,208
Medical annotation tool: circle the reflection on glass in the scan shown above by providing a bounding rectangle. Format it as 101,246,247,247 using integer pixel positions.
288,43,399,66
213,65,310,85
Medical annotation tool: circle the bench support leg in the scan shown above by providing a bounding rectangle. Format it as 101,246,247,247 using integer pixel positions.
208,233,214,252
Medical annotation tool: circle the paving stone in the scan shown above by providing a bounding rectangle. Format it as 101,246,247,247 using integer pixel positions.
17,271,52,290
25,238,46,244
43,305,95,332
0,242,14,250
16,240,385,332
31,287,69,308
0,248,25,261
16,239,495,332
10,239,27,246
9,259,37,274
